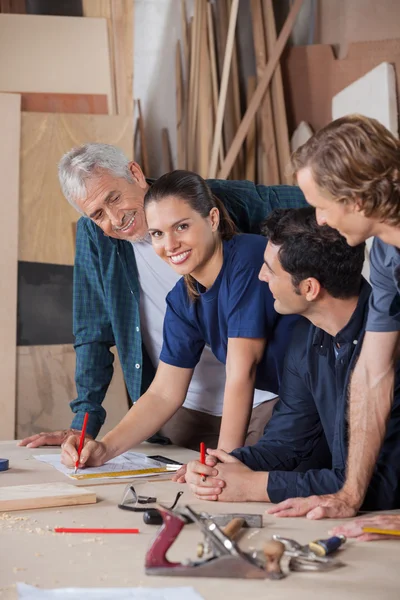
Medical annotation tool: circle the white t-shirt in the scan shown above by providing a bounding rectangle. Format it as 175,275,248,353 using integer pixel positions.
132,237,275,416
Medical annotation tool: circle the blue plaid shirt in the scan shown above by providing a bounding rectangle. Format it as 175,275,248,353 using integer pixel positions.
71,181,307,437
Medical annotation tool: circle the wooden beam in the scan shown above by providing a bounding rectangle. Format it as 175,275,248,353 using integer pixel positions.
207,1,224,169
263,0,291,181
218,0,303,180
187,0,202,171
208,0,239,178
197,0,212,178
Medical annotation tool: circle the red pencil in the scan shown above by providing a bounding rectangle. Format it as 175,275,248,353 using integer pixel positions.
200,441,206,480
54,528,139,534
75,412,89,474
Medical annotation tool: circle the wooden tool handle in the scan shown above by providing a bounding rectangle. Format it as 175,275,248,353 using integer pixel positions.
222,517,246,540
263,539,285,560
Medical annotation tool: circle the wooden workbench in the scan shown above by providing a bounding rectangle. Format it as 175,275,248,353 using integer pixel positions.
0,440,399,599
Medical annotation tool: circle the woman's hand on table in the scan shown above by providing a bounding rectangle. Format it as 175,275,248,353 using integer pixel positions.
60,435,108,468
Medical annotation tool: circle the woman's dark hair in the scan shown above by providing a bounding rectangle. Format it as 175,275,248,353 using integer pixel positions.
144,170,236,299
262,207,366,299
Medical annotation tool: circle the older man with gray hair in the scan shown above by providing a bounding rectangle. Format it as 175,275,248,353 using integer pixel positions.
19,144,307,450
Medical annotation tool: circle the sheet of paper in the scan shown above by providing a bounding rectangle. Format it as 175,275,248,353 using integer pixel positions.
33,451,177,480
17,583,205,600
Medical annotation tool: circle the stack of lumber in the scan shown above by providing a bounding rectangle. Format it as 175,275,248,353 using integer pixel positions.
0,1,134,440
176,0,303,183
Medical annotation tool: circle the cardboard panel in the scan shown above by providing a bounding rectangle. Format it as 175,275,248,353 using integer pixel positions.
0,93,20,440
282,39,400,134
16,345,129,440
19,112,133,265
0,13,114,113
19,92,108,114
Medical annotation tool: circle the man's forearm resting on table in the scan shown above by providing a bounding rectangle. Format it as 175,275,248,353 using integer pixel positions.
340,333,398,509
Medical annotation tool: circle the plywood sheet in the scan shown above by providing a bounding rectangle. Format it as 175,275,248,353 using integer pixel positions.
282,39,400,135
0,93,20,440
332,62,398,137
16,345,129,440
0,13,114,113
19,92,108,114
19,112,133,265
0,482,96,511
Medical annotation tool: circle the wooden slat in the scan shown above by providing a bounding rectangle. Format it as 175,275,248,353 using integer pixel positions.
250,0,279,185
207,1,224,169
218,0,303,180
0,93,20,439
175,41,185,169
187,0,202,171
208,0,239,178
0,13,114,114
197,0,212,178
245,76,257,182
19,112,133,266
263,0,291,182
17,92,108,114
0,483,96,512
111,0,134,116
137,99,150,178
16,345,129,440
161,128,174,174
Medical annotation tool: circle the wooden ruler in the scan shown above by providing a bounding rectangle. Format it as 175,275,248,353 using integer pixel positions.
71,467,169,480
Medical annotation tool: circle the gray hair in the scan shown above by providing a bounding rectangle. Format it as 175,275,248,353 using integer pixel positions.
58,143,133,214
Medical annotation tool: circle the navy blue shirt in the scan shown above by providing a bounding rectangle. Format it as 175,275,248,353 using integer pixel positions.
232,280,400,511
160,234,300,395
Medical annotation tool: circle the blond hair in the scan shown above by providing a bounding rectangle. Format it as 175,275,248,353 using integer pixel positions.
290,114,400,226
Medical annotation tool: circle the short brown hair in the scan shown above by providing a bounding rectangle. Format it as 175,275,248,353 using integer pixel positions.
290,114,400,226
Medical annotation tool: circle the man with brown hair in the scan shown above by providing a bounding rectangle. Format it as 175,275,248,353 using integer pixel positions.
269,115,400,538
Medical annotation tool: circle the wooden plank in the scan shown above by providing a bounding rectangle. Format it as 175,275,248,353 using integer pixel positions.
0,482,96,512
227,0,244,178
19,112,133,266
137,100,150,178
250,0,279,185
175,41,185,169
207,1,224,169
197,0,212,178
208,0,239,178
17,92,108,114
218,0,303,180
0,93,20,440
161,128,173,174
245,76,256,182
111,0,134,116
16,345,129,440
0,13,114,114
263,0,291,182
187,0,202,171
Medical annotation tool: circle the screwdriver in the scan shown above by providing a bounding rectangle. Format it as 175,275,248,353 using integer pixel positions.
308,534,346,557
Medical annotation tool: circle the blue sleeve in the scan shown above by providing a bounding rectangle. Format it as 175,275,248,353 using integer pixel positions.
366,238,400,332
227,264,275,339
231,332,343,502
71,218,115,438
159,292,205,369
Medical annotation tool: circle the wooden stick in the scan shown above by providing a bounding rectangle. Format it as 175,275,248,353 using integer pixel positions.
262,0,291,182
161,128,174,174
137,99,150,177
207,1,224,169
175,41,184,169
245,76,256,182
227,0,244,178
180,0,190,80
218,0,303,180
197,1,212,178
187,0,202,171
208,0,239,178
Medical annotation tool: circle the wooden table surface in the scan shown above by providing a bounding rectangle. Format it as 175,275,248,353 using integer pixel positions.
0,440,399,599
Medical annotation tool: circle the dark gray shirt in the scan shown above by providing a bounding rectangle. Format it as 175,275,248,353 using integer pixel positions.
366,238,400,332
